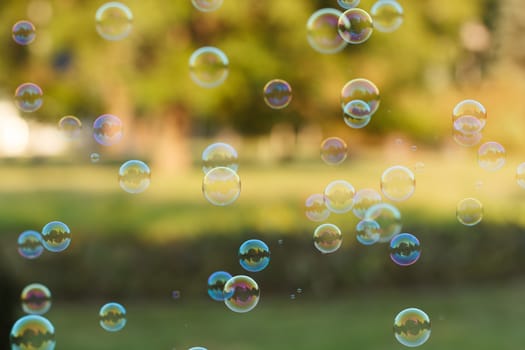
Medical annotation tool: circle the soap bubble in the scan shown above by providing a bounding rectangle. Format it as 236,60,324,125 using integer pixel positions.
390,233,421,266
41,221,71,253
352,188,382,219
223,275,260,313
202,166,241,206
313,223,343,254
189,47,229,88
192,0,223,12
99,302,126,332
452,99,487,131
207,271,233,301
263,79,292,109
341,79,380,115
516,162,525,189
21,283,51,315
15,83,43,112
12,20,36,45
202,142,239,174
90,153,100,163
17,230,44,259
380,165,415,201
337,0,360,9
119,160,151,194
338,8,374,44
172,290,181,299
93,114,123,146
239,239,270,272
58,116,82,139
305,193,330,222
95,2,133,41
10,315,55,350
394,308,431,347
365,203,402,243
356,219,381,245
478,141,505,171
306,8,347,54
456,197,483,226
320,137,347,165
370,0,404,33
323,180,355,213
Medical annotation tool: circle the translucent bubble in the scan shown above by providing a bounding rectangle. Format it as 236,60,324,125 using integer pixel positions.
192,0,223,12
12,20,36,45
306,8,348,54
21,283,51,315
207,271,233,301
239,239,271,272
390,233,421,266
10,315,55,350
516,163,525,189
343,99,372,120
189,47,229,88
370,0,404,33
478,141,505,171
202,166,241,206
313,223,343,254
324,180,355,213
452,128,482,147
352,188,382,219
305,193,331,222
356,219,381,245
337,0,360,9
223,275,260,313
456,197,483,226
93,114,123,146
365,203,402,243
320,137,347,165
381,165,415,201
452,99,487,131
263,79,292,109
341,79,380,115
172,290,181,299
95,2,133,41
90,153,100,163
58,116,82,139
15,83,43,112
119,160,151,194
18,230,44,259
338,9,374,44
394,308,431,347
202,142,239,174
99,302,126,332
41,221,71,253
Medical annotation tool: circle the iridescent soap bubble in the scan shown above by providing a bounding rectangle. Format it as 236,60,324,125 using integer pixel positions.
18,230,44,259
452,128,482,147
305,193,330,222
202,166,241,206
338,8,374,44
90,153,100,163
93,114,123,146
320,137,347,165
58,116,82,139
202,142,239,174
12,20,36,45
341,79,380,115
452,99,487,132
323,180,355,213
365,203,402,243
390,233,421,266
380,165,415,201
478,141,505,171
189,47,229,88
207,271,233,301
263,79,292,109
21,283,51,315
95,2,133,41
343,99,372,120
356,219,380,245
119,160,151,194
223,275,260,313
370,0,404,33
337,0,360,9
99,302,126,332
192,0,223,12
239,239,270,272
15,83,43,112
306,8,347,54
394,308,431,347
313,223,342,254
10,315,55,350
41,221,71,253
352,188,382,219
456,198,483,226
516,163,525,189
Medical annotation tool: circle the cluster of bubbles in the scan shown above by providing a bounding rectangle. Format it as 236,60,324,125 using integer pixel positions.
341,78,380,129
99,302,127,332
17,221,72,259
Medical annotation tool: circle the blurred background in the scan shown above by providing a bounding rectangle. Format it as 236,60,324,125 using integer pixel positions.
2,0,525,349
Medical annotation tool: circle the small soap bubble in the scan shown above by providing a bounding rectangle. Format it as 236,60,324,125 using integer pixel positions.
99,302,126,332
58,116,82,139
313,223,343,254
370,0,404,33
17,230,44,259
202,142,239,174
478,141,505,171
21,283,51,315
93,114,123,146
394,308,431,347
90,153,100,163
95,2,133,41
10,315,55,350
202,166,241,206
296,288,303,294
192,0,223,12
15,83,43,113
380,165,415,201
306,8,347,54
456,197,483,226
207,271,233,301
337,0,360,9
365,203,402,243
390,233,421,266
172,290,181,299
323,180,356,213
320,137,347,165
516,163,525,189
119,160,151,194
277,239,284,246
338,8,374,44
305,193,330,222
356,219,381,245
223,275,260,313
238,239,270,272
352,188,382,219
341,79,380,115
452,99,487,131
290,293,296,300
12,20,36,45
189,47,229,88
263,79,292,109
41,221,71,253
